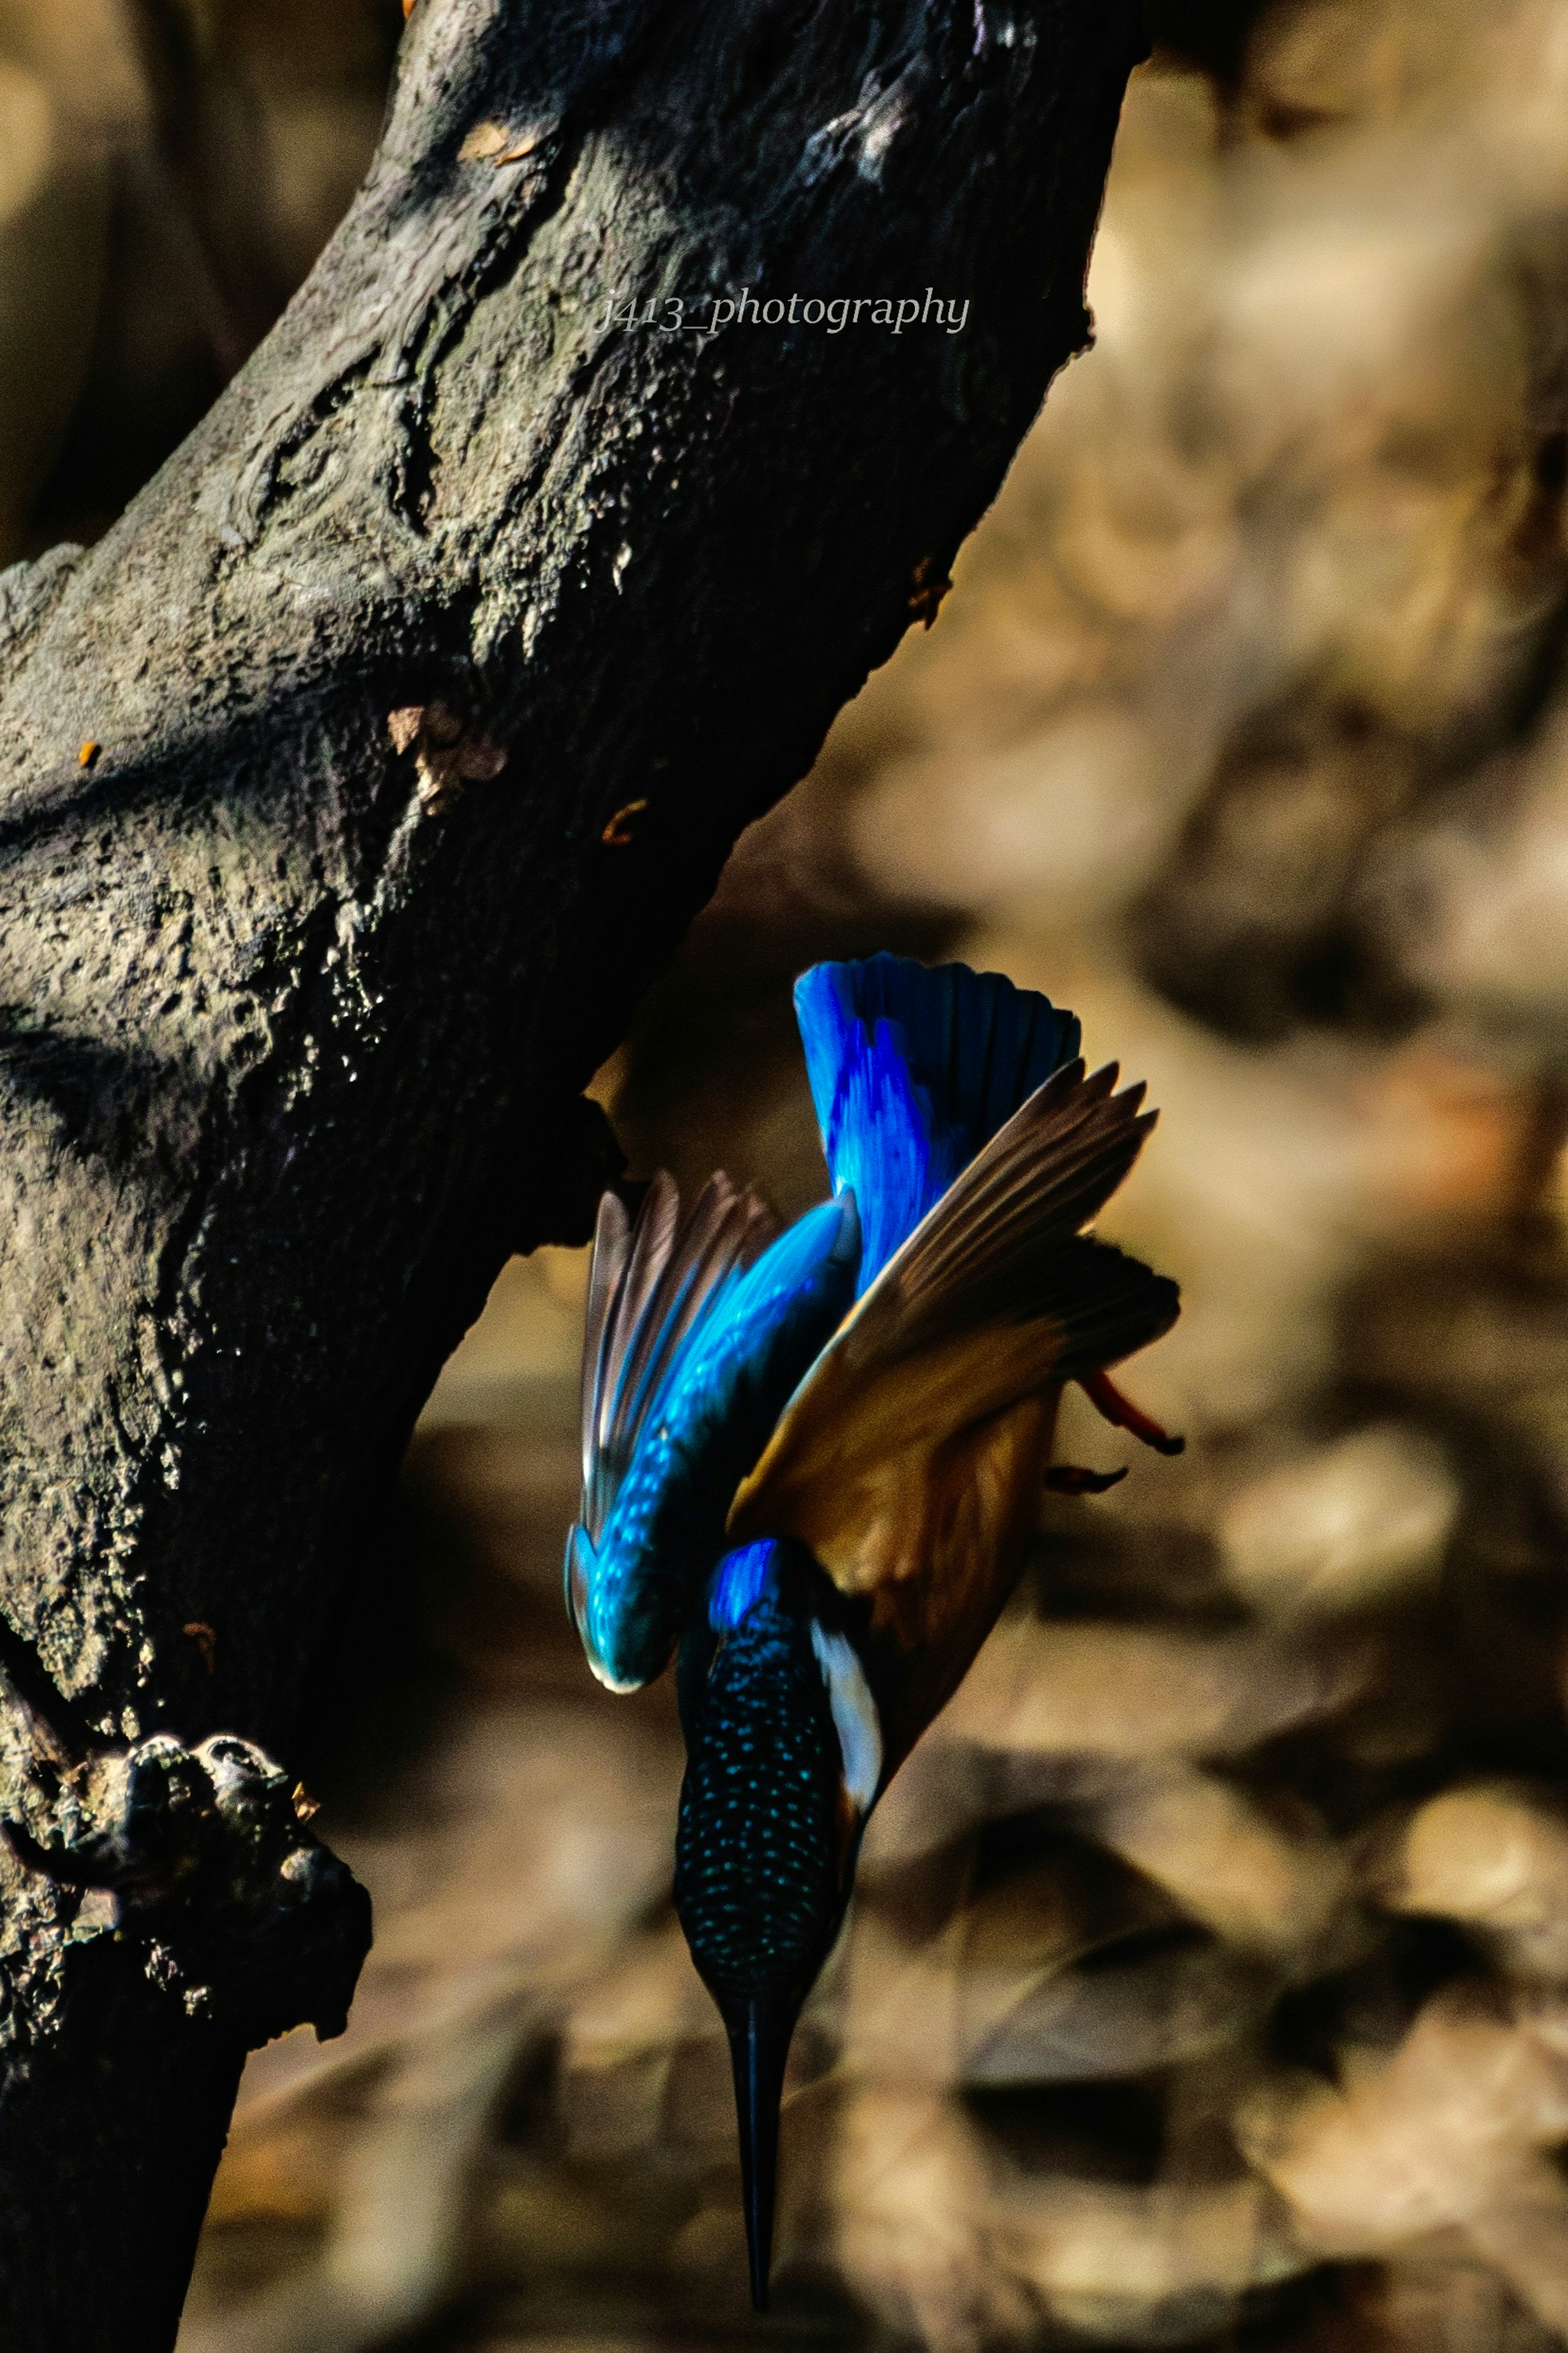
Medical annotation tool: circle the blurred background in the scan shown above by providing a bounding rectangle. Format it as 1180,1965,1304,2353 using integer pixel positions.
11,1,1568,2347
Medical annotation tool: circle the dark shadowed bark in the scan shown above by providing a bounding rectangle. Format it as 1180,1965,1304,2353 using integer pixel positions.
0,0,1144,2340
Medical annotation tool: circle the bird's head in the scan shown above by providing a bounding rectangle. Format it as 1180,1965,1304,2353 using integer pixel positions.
674,1537,882,2309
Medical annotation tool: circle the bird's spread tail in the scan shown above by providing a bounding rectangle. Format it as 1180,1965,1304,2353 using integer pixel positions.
722,1992,795,2311
794,954,1081,1291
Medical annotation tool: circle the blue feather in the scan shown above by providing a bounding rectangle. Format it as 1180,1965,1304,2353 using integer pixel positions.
575,1194,859,1690
795,992,936,1293
707,1540,779,1632
794,954,1081,1293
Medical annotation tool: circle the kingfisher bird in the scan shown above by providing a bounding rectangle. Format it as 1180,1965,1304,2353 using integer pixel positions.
564,955,1181,2307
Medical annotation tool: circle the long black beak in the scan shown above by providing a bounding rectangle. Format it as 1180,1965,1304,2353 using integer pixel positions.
724,1994,795,2311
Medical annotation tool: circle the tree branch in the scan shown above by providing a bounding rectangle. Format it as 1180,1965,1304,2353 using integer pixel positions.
0,0,1144,2339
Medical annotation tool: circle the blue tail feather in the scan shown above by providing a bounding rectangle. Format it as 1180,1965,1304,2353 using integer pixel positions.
795,954,1081,1293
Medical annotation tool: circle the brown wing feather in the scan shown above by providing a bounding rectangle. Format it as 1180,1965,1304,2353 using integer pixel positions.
837,1061,1157,1371
727,1062,1178,1621
579,1187,633,1499
579,1172,781,1541
728,1238,1175,1576
862,1394,1060,1771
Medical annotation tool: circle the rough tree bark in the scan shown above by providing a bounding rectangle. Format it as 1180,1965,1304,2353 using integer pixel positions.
0,0,1144,2341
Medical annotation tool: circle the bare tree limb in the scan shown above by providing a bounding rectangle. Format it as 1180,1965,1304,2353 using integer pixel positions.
0,0,1144,2340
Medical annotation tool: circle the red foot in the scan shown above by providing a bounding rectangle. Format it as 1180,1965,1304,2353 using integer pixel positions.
1044,1464,1129,1496
1079,1371,1185,1456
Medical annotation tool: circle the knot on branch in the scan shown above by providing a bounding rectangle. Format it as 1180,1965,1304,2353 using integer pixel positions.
5,1732,371,2049
388,700,508,812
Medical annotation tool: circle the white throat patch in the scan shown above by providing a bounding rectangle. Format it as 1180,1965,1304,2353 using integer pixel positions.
809,1623,883,1813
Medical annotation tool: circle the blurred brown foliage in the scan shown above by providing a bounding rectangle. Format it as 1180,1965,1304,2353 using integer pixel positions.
13,2,1568,2349
0,0,401,559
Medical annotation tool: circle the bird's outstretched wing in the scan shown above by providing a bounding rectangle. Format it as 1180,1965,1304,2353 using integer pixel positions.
795,954,1082,1294
727,1061,1178,1763
578,1172,780,1548
570,1174,860,1692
